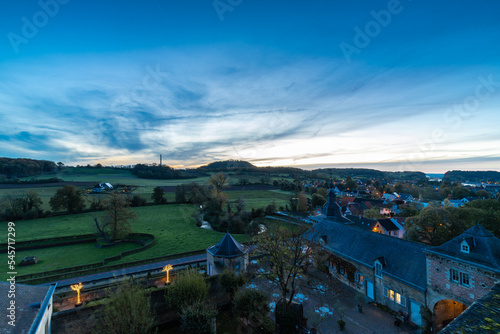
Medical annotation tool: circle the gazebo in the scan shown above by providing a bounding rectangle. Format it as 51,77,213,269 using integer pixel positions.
206,233,248,276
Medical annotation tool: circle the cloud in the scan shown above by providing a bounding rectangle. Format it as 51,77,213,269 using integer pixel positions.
0,47,499,172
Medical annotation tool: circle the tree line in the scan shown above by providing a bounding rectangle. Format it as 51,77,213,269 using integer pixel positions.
0,157,56,179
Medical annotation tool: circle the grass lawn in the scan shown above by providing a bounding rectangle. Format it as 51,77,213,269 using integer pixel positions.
226,190,291,209
1,204,250,279
8,242,142,279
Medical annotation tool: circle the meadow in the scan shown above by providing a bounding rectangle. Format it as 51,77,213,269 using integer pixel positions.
1,204,250,281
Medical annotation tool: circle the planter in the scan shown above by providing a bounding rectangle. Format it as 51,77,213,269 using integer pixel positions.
337,319,346,331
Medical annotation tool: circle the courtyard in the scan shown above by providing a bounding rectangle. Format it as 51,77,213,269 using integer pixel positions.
245,260,418,334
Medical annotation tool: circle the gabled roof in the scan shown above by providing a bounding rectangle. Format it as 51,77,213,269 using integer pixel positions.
206,233,246,258
425,224,500,273
311,220,429,291
377,218,399,231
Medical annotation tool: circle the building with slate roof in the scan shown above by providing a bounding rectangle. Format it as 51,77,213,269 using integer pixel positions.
312,219,429,326
424,224,500,332
0,282,57,334
206,233,248,276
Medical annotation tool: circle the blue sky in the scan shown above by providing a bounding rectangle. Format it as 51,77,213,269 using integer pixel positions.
1,0,499,173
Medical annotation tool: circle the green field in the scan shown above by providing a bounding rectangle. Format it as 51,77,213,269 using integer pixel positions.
1,204,250,280
226,190,290,209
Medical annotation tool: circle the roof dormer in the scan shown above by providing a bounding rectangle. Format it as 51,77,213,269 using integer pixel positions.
460,237,475,254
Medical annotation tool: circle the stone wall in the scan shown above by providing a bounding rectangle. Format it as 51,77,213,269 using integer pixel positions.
426,254,500,310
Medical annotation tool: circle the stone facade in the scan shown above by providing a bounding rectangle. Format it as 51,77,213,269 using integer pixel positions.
426,254,500,311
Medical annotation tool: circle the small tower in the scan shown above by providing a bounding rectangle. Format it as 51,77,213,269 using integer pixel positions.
206,233,248,276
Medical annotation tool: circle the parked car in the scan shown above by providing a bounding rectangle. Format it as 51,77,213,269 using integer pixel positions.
19,256,38,266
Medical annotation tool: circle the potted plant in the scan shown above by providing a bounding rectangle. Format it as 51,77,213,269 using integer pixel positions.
337,318,346,331
334,301,347,331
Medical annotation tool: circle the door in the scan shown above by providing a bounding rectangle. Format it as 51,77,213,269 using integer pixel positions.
208,263,213,276
410,300,422,326
366,280,374,300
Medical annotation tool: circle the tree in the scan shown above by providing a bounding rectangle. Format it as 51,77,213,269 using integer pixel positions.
208,172,229,195
219,269,245,304
101,193,137,240
175,185,187,203
151,186,166,204
180,300,217,334
364,206,382,219
97,279,157,334
451,186,472,200
404,207,467,245
166,269,209,312
475,190,490,199
311,193,326,209
256,225,313,313
234,289,270,326
297,191,308,212
0,191,43,220
49,185,86,213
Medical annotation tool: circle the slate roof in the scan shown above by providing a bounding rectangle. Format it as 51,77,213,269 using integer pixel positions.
425,224,500,273
0,282,56,334
440,283,500,333
312,220,429,291
206,233,246,258
344,214,377,231
323,191,351,223
377,218,399,231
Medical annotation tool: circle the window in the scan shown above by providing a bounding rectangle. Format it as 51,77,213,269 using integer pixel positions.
460,272,470,287
450,269,459,283
375,262,382,278
389,289,395,301
355,272,364,283
461,243,469,253
384,287,406,306
450,268,471,287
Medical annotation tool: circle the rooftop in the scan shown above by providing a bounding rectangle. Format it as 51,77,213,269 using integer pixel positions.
206,233,246,258
425,224,500,273
0,282,56,334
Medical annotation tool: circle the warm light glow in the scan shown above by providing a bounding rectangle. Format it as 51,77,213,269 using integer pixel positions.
70,283,83,304
162,264,173,283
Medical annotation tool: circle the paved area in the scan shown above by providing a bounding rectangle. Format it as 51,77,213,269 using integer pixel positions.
248,264,417,334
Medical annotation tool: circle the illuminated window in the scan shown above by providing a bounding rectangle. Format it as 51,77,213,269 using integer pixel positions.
355,272,364,283
383,287,406,306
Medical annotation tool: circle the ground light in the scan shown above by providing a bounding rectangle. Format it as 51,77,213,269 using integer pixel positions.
162,264,173,284
70,283,83,306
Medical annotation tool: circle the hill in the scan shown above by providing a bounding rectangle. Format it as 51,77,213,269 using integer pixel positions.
198,160,257,171
312,168,427,181
443,170,500,183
